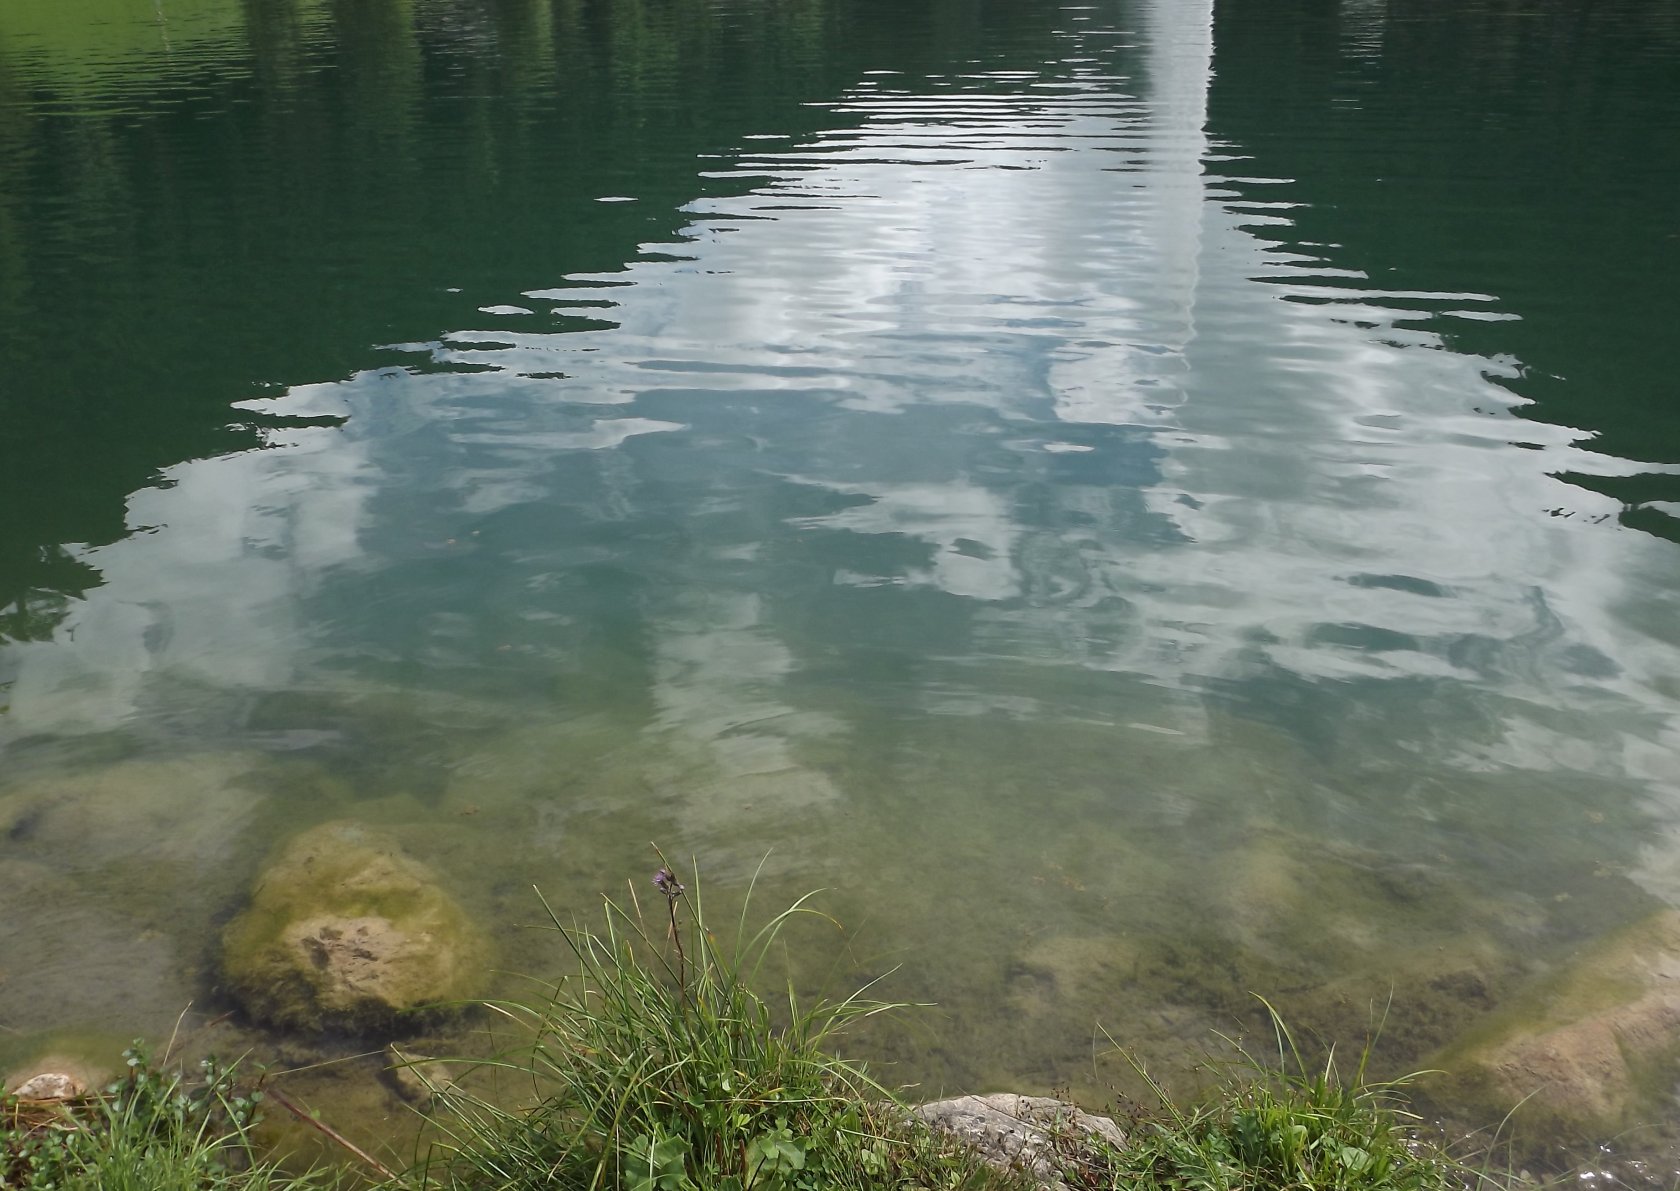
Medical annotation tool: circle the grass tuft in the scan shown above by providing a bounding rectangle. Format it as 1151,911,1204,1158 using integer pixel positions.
1065,1000,1472,1191
1,865,1525,1191
405,856,1025,1191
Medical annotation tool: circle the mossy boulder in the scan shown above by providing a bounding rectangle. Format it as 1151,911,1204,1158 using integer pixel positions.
220,822,486,1034
1430,909,1680,1137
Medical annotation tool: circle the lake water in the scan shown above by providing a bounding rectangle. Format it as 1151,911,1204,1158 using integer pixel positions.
3,0,1680,1170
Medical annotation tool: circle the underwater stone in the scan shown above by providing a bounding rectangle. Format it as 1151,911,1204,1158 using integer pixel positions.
220,822,485,1035
1433,909,1680,1134
382,1044,456,1110
0,755,263,878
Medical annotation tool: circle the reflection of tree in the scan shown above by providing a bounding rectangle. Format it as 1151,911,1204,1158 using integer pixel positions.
0,545,98,643
330,0,421,163
240,0,309,95
0,0,1043,633
1209,0,1680,536
0,53,31,346
0,591,74,645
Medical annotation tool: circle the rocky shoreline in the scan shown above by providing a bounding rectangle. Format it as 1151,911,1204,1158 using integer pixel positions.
10,816,1680,1173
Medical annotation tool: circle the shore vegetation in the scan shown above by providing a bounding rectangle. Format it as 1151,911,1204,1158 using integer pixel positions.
2,862,1485,1191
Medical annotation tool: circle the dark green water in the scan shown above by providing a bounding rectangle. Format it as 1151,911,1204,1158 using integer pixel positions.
3,0,1680,1169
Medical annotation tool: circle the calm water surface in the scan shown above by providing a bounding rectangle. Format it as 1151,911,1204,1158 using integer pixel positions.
3,0,1680,1165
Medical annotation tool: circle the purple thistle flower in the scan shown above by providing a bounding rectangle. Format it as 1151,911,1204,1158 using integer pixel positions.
653,866,685,898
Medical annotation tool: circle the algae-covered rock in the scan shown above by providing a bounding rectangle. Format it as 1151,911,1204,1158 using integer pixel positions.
1431,909,1680,1135
220,822,485,1034
382,1044,457,1110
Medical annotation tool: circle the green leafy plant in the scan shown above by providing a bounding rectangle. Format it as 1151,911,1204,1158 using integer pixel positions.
622,1128,689,1191
2,1042,328,1191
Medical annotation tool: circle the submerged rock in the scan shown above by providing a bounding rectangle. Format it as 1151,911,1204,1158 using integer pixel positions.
915,1093,1124,1190
0,755,264,879
382,1044,457,1110
0,860,188,1034
1433,909,1680,1134
220,822,485,1035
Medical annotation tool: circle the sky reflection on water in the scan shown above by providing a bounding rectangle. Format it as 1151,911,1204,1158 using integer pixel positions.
2,0,1680,1151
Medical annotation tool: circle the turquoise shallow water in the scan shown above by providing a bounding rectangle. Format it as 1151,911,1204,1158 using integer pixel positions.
2,0,1680,1168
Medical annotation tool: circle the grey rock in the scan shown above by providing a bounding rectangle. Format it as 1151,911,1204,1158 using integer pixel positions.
914,1093,1124,1189
10,1072,87,1100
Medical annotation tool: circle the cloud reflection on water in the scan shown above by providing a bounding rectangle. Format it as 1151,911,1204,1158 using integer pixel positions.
3,0,1677,808
1,0,1679,1044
